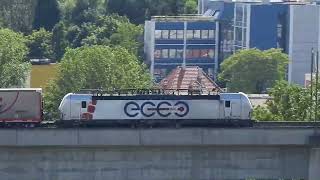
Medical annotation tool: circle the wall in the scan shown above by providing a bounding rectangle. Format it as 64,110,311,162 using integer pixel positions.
0,128,319,180
0,146,311,180
288,5,320,85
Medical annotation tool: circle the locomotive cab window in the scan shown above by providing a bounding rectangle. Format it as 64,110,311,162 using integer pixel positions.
81,101,87,108
225,101,231,108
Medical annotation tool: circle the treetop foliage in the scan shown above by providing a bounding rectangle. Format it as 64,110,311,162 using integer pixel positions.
27,28,54,60
58,0,197,24
219,48,288,93
253,80,311,121
44,45,151,118
33,0,61,31
0,29,31,88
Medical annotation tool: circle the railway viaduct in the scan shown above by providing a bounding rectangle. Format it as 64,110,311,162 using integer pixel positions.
0,127,319,180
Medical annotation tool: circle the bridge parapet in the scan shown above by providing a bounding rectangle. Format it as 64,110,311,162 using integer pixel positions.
0,128,319,180
0,128,319,147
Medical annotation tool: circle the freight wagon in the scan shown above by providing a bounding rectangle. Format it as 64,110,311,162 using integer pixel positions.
0,88,42,127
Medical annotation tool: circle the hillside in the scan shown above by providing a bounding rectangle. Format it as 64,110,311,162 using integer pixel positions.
0,0,38,32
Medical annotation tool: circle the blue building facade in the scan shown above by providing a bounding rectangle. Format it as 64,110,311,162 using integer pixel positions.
144,17,218,82
233,3,289,52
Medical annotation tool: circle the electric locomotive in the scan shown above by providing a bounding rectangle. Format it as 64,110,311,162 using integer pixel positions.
58,89,253,127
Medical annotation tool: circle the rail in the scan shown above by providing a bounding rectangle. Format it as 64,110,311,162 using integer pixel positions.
253,121,320,128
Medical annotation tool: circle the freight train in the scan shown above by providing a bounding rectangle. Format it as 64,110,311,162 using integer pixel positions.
0,88,254,127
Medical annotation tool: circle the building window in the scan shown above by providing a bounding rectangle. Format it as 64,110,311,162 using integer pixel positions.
225,101,231,108
235,5,243,25
192,49,200,58
243,28,247,46
187,30,193,39
235,27,242,45
243,6,247,26
194,30,201,39
208,68,214,78
185,49,215,59
177,30,184,39
155,30,162,39
201,30,209,39
169,49,176,58
169,30,177,39
161,49,168,58
162,30,169,39
208,30,215,39
176,49,183,58
208,49,214,58
186,49,193,58
200,49,208,57
277,23,282,39
154,49,161,58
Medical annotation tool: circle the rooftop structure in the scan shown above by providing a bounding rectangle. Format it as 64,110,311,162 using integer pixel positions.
151,16,217,21
159,66,222,92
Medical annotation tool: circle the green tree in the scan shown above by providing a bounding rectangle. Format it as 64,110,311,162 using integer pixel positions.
44,45,151,118
27,28,54,60
0,29,30,88
109,22,143,56
183,0,197,14
253,81,311,121
107,0,148,24
107,0,198,24
219,48,288,93
33,0,61,30
57,14,143,58
52,22,69,61
68,0,106,25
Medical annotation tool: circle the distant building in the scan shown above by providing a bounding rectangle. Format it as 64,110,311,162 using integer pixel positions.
199,0,320,86
144,16,218,82
145,0,320,86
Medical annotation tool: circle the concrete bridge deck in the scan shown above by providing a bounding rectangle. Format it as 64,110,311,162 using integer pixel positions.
0,128,319,146
0,128,319,180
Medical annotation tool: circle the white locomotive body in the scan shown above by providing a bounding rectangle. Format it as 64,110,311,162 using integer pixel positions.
58,91,253,126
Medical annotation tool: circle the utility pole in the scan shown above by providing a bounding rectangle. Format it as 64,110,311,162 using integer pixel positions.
315,50,319,122
311,48,314,121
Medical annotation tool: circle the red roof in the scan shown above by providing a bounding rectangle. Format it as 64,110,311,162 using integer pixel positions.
159,66,221,92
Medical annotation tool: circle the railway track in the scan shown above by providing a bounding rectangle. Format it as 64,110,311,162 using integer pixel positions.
40,121,320,129
253,121,320,128
1,121,320,129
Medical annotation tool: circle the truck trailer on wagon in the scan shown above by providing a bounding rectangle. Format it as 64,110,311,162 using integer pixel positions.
0,88,42,127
